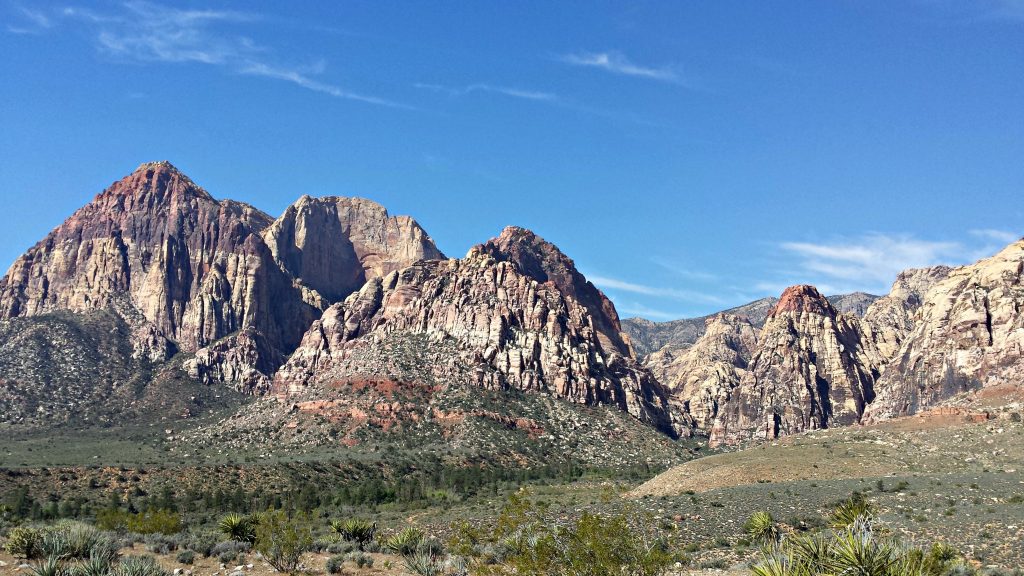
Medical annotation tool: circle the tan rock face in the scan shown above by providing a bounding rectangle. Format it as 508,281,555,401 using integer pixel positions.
274,227,684,437
0,162,443,392
644,314,757,430
708,285,884,446
261,195,445,303
866,240,1024,420
861,266,953,360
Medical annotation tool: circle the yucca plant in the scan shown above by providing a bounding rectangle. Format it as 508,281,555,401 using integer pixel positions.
29,556,68,576
744,511,780,545
403,551,444,576
829,493,873,528
71,550,114,576
384,527,424,556
330,519,377,550
217,513,257,544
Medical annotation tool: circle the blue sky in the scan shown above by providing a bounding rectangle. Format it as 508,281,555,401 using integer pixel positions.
1,1,1022,320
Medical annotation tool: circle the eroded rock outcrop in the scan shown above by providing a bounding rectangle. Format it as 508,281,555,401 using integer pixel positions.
645,314,757,430
861,266,953,360
865,240,1024,420
274,227,683,436
709,285,884,445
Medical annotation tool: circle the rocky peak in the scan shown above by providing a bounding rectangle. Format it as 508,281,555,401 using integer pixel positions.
274,231,683,437
708,284,883,446
773,285,835,317
262,195,445,303
95,160,215,204
473,226,629,356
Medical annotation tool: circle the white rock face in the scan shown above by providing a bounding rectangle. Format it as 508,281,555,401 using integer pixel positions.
866,239,1024,420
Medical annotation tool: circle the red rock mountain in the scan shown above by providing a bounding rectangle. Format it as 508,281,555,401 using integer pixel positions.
0,162,443,393
273,227,684,437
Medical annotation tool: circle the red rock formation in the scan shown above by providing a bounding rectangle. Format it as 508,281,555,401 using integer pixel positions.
708,285,884,446
0,162,444,393
274,227,684,437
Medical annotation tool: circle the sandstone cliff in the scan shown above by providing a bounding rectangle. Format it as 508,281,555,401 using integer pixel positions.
274,227,683,436
645,314,757,431
708,286,884,445
866,240,1024,420
261,195,444,303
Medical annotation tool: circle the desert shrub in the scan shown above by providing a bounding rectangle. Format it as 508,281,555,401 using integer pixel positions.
454,491,676,576
41,528,73,559
97,510,181,535
326,555,345,574
744,511,779,545
384,527,424,556
829,493,873,528
175,550,195,565
113,555,169,576
143,534,177,555
330,518,376,551
404,552,445,576
5,526,46,558
346,551,373,568
211,540,250,563
254,510,312,573
326,540,355,554
217,513,257,544
180,530,219,557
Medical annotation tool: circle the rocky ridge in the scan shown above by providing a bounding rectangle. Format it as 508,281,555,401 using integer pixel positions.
273,227,683,437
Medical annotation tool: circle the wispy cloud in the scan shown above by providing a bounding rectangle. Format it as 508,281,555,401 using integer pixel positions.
560,51,681,83
50,2,406,107
970,228,1020,244
616,302,686,321
649,256,718,283
764,231,1020,295
587,274,727,306
415,83,558,102
7,5,54,34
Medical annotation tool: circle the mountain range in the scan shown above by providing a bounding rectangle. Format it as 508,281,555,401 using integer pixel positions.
1,162,1021,462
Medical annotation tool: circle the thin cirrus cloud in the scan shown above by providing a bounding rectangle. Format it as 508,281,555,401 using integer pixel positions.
559,51,681,83
415,82,559,102
766,230,1019,295
54,2,408,108
7,6,53,34
585,274,728,306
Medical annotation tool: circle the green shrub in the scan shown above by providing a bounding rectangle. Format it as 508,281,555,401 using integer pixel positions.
254,510,312,573
175,550,195,565
74,550,115,576
454,491,676,576
5,526,46,559
97,510,181,535
330,518,376,551
744,511,779,545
